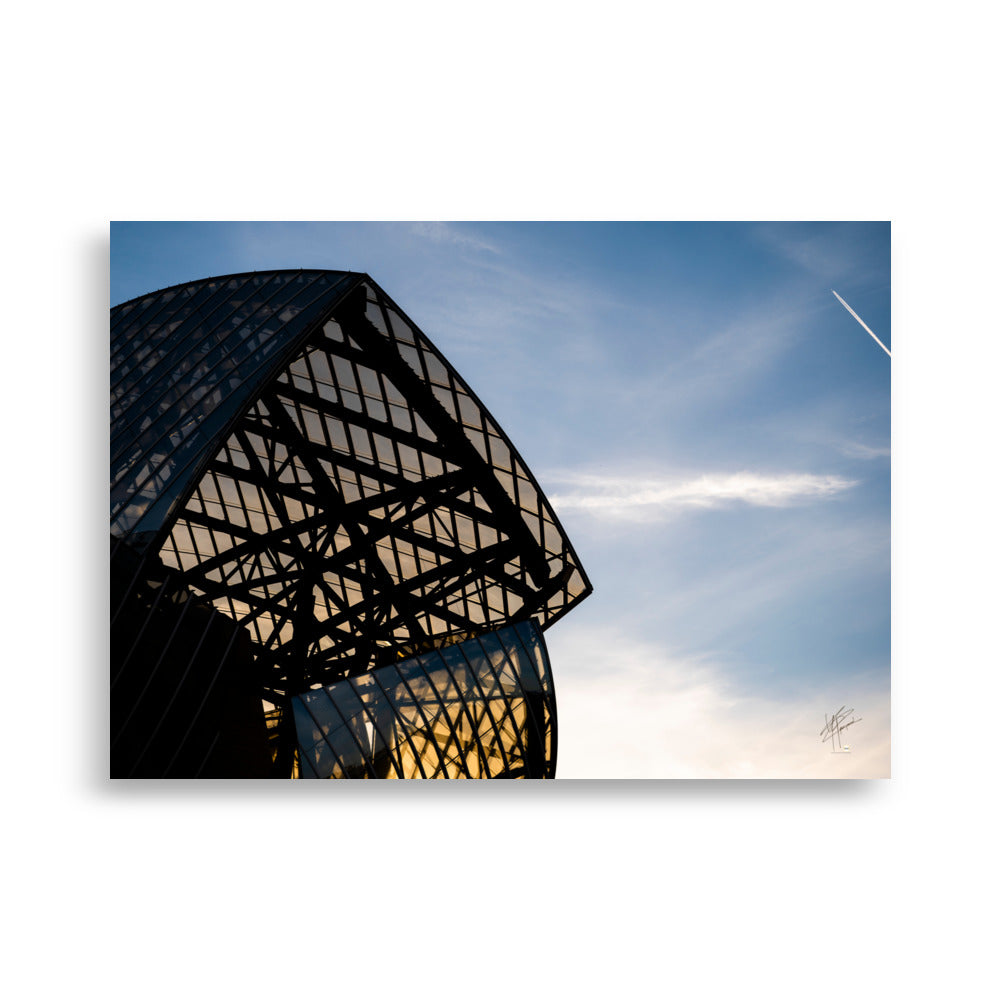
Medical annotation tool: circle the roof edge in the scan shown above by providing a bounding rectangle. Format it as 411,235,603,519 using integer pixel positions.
111,268,367,311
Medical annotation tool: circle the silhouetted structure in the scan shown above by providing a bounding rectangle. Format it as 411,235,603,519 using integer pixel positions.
111,270,591,777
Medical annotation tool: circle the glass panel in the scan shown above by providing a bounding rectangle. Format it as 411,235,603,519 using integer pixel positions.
292,622,555,778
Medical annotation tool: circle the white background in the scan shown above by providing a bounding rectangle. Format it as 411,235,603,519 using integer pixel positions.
6,2,996,997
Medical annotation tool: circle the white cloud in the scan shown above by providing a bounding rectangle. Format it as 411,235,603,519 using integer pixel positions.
548,626,890,779
547,470,858,520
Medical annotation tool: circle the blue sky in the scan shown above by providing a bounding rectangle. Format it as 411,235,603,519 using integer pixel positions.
111,221,890,777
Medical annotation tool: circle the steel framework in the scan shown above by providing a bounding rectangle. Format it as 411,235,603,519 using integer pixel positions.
294,621,556,779
110,270,591,777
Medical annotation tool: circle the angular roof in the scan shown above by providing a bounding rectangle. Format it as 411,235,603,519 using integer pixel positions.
111,269,591,696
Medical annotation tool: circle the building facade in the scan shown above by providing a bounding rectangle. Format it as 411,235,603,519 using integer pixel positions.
110,270,591,777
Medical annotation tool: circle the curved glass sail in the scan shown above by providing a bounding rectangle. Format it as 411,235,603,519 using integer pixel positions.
293,621,556,778
111,270,590,777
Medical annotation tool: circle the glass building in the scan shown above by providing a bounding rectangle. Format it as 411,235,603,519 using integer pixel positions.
111,270,592,778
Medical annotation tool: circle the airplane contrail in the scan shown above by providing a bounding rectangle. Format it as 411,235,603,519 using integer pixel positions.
831,289,891,357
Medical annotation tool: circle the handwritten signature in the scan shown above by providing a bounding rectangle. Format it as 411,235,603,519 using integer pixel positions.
821,706,862,752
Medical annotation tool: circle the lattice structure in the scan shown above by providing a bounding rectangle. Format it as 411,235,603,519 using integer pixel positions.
110,270,591,777
294,621,555,779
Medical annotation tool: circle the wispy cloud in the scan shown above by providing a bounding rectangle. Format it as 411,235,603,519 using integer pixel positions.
754,223,875,283
547,470,858,520
605,293,823,430
409,222,500,254
548,626,889,778
838,441,890,460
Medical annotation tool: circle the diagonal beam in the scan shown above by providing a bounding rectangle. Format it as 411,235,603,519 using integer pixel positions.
331,287,552,590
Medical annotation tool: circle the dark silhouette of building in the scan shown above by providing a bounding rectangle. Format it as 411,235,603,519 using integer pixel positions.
111,270,591,777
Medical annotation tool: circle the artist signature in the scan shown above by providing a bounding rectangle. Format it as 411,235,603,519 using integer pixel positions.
821,706,862,752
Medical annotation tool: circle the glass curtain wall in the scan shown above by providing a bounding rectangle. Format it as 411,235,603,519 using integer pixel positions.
293,621,556,778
